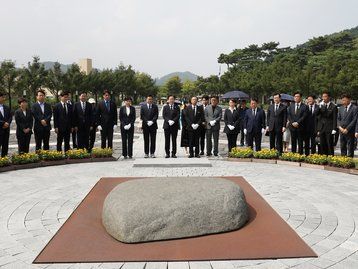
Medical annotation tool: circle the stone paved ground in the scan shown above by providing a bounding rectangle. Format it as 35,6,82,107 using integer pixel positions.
0,118,358,268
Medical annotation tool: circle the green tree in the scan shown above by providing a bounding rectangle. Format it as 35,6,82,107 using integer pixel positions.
46,62,64,101
22,56,48,101
165,76,182,97
0,60,18,109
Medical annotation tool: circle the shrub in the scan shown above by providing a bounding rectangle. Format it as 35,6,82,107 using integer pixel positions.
305,154,328,165
279,152,305,162
327,156,355,168
37,150,65,161
229,147,253,158
0,156,11,167
66,149,90,159
91,147,113,158
253,149,279,159
11,153,40,165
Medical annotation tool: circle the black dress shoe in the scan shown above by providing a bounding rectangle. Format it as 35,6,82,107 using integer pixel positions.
206,154,212,157
165,155,170,158
199,151,204,155
171,154,177,158
214,154,218,157
123,156,128,159
188,155,194,158
195,155,200,158
129,156,132,159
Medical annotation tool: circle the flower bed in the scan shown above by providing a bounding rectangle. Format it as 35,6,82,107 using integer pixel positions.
228,149,357,175
11,153,40,165
0,156,11,167
66,149,91,159
91,147,113,158
37,150,65,161
229,147,253,158
327,156,355,169
304,154,328,165
279,152,305,162
253,149,279,159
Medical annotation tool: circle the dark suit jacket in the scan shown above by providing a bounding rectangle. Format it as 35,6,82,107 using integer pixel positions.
162,104,180,130
96,100,118,129
244,108,266,133
267,103,287,131
337,104,357,134
119,106,136,130
73,101,93,131
304,104,319,135
185,105,205,131
0,105,12,134
316,102,338,134
54,102,73,131
14,109,33,136
287,103,308,131
140,103,159,130
224,108,240,134
31,102,52,131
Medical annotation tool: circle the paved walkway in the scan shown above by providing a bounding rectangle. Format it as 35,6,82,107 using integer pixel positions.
0,119,358,268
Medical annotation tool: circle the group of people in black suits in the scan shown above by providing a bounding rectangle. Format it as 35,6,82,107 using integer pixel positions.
265,91,357,157
0,90,357,159
0,89,119,157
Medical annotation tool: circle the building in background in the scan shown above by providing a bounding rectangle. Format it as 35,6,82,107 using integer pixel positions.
78,58,92,75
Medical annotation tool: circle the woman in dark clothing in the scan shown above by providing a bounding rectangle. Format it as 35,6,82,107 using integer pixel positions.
180,102,189,155
224,99,241,153
15,98,33,153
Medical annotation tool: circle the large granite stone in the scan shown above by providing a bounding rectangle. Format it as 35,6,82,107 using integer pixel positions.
102,177,249,243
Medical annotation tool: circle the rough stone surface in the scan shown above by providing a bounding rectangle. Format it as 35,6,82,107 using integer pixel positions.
102,177,249,243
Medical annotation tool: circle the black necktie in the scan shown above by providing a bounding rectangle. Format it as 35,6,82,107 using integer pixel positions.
63,103,67,114
194,106,196,116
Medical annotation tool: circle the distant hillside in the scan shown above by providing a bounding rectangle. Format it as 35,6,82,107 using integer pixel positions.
155,71,198,86
42,61,73,72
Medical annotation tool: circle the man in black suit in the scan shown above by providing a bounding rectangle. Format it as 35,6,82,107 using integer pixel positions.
119,97,136,159
140,95,159,158
73,92,93,150
287,91,308,155
266,93,287,154
162,95,180,158
243,98,266,151
185,96,205,158
239,100,248,146
199,95,209,155
0,92,12,157
54,91,73,152
337,94,357,157
304,95,319,155
32,89,52,151
96,90,118,149
67,98,77,149
316,91,338,155
14,98,33,154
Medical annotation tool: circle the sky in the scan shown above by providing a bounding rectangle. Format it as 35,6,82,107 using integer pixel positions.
0,0,357,78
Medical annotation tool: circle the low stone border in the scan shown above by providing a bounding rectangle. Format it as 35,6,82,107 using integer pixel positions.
227,157,358,176
0,157,118,173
